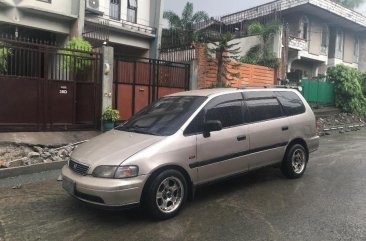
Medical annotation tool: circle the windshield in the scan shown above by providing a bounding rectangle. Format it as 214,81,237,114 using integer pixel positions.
116,96,207,136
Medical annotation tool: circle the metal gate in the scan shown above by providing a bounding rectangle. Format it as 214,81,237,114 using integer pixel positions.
113,56,190,120
301,79,335,105
0,37,102,131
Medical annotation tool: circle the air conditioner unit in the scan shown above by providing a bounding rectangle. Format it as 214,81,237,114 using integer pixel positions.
86,0,104,15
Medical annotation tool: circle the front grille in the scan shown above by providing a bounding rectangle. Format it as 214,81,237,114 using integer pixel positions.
68,159,89,175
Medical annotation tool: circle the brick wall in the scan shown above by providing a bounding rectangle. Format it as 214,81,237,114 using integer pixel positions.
194,42,276,88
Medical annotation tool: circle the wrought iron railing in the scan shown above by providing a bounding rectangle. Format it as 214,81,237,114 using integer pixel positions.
0,34,100,82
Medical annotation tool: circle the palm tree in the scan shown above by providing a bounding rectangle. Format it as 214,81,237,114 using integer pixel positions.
334,0,365,9
208,33,241,84
163,2,209,30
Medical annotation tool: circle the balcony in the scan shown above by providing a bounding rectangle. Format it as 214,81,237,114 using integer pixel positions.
84,15,156,39
289,37,309,51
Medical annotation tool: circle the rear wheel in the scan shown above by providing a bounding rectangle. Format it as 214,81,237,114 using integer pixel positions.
281,144,308,179
145,169,187,220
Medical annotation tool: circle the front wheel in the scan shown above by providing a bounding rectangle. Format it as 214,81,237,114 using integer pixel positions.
145,169,187,220
281,144,308,179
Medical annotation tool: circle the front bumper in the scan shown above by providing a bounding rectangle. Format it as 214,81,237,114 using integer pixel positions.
61,165,149,207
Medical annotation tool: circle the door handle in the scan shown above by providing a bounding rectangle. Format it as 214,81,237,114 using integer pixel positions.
282,126,289,131
237,135,247,141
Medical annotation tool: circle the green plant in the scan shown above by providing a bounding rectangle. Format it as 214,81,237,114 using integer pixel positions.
0,43,12,73
360,72,366,96
240,20,281,69
59,38,93,72
163,2,209,30
327,65,366,115
102,107,120,122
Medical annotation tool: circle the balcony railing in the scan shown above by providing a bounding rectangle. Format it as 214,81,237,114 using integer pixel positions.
289,36,308,51
85,15,156,37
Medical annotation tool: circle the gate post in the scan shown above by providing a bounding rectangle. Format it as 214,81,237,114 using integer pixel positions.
100,46,114,127
190,60,198,90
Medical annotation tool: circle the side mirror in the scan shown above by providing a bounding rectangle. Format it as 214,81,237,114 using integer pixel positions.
203,120,223,138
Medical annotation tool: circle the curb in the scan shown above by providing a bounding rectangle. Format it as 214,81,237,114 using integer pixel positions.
0,161,66,179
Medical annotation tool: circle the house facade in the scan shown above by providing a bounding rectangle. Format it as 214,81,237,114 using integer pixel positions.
81,0,164,58
0,0,168,132
221,0,366,82
0,0,79,44
0,0,164,58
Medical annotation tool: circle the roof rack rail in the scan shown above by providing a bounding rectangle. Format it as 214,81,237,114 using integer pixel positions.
238,85,300,90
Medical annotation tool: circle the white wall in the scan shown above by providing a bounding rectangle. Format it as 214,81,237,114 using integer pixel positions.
14,0,77,17
99,0,152,27
235,36,261,56
0,0,78,34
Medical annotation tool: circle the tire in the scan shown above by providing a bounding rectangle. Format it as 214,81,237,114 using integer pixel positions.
144,169,187,220
281,144,308,179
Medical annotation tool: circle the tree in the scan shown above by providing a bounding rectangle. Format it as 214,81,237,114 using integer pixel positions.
334,0,365,9
207,32,241,84
327,65,366,115
163,2,209,30
0,42,11,74
240,20,281,69
58,38,93,72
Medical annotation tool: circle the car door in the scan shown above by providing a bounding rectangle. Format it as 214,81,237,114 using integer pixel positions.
244,96,290,170
185,93,250,184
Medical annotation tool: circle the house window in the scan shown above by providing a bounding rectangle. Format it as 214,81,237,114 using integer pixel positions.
336,30,344,51
110,0,121,20
354,37,359,63
127,0,137,23
300,16,309,40
335,29,344,59
321,24,328,47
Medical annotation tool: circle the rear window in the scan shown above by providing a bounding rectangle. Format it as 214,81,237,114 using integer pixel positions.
275,91,305,116
246,98,283,122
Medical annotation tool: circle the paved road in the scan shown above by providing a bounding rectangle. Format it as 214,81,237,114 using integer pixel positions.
1,130,366,241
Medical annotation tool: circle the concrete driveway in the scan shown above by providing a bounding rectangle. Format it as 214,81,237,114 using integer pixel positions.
1,130,366,241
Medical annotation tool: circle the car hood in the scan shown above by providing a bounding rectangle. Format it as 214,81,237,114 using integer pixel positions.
71,130,164,167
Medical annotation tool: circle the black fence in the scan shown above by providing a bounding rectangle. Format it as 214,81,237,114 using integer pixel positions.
0,34,100,82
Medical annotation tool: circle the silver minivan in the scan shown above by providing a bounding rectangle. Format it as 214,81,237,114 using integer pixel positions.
62,88,319,219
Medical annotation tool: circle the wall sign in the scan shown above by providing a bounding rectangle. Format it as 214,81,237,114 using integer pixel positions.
59,86,68,94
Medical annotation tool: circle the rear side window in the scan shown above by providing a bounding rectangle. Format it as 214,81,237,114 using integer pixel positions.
275,91,305,116
246,98,283,122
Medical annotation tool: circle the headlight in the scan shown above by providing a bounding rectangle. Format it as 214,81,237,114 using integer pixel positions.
114,166,139,179
92,165,139,179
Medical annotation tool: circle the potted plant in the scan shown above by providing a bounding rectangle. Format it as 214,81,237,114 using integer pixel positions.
101,106,120,131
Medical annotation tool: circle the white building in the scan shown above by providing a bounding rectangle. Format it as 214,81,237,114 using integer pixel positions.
0,0,165,58
221,0,366,81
